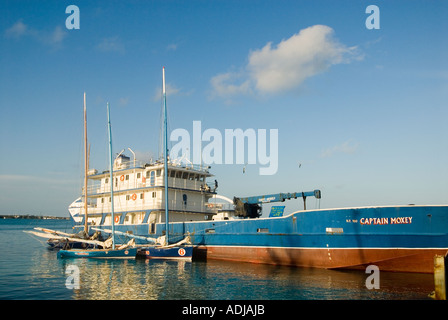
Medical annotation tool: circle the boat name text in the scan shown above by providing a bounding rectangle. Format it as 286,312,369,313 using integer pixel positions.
358,217,413,225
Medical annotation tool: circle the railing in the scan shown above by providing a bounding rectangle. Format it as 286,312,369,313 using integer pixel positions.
105,158,212,173
83,198,217,216
84,177,216,196
167,159,211,173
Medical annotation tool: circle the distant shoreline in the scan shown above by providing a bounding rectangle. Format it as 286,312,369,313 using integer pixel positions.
0,215,69,220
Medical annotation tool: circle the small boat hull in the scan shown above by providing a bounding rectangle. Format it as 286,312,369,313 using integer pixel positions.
57,247,137,259
137,246,193,260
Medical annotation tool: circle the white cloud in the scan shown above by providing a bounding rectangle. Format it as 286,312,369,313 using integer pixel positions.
4,19,67,46
118,97,129,107
166,43,178,51
320,140,359,158
152,83,188,101
249,25,359,93
50,26,67,44
210,25,362,98
96,36,125,53
210,72,252,97
5,20,28,38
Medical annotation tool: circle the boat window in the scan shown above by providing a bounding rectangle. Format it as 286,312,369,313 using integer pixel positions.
169,170,176,178
126,195,130,200
125,175,129,180
105,178,109,184
150,171,155,186
156,169,161,176
140,193,144,199
152,191,156,198
183,194,187,207
137,173,141,179
176,171,182,178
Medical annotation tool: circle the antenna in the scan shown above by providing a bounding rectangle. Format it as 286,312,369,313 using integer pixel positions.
163,67,170,245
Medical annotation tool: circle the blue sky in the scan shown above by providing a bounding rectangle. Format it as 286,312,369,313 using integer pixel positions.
1,0,447,217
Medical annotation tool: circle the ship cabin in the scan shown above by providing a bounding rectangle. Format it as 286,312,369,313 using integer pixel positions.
83,154,219,232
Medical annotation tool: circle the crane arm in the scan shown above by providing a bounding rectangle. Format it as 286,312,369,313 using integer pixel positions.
233,189,321,218
237,190,321,204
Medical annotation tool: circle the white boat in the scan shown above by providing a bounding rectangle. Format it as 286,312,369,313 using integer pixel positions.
68,68,234,259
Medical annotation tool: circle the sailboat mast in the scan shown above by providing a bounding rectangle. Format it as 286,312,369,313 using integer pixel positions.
163,67,169,244
107,102,116,250
83,92,88,234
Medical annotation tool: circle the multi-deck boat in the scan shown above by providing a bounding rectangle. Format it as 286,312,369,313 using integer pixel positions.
66,67,447,272
71,152,222,231
68,151,448,273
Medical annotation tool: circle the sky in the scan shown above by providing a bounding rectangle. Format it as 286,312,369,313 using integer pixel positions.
1,0,447,217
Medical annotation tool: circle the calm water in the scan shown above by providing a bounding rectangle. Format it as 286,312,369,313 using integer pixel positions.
0,219,436,300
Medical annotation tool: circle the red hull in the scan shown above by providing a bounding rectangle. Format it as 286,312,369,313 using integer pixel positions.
195,246,448,273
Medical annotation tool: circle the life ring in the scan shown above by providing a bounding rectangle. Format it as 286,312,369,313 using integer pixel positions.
114,216,120,223
120,175,125,181
131,193,137,201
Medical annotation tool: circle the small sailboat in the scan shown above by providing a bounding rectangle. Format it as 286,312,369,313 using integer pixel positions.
58,102,137,259
25,227,105,250
24,93,104,250
136,67,193,260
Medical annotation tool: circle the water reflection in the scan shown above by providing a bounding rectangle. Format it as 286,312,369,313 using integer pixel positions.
199,261,434,300
54,258,434,300
3,220,435,300
25,243,72,299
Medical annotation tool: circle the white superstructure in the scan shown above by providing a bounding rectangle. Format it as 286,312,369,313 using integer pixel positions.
69,153,233,230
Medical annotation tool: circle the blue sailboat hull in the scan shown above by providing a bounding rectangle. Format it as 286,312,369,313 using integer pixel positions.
57,247,137,259
137,246,193,260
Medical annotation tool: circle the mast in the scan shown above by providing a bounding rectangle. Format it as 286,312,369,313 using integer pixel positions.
107,102,116,250
83,92,88,234
163,67,169,244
